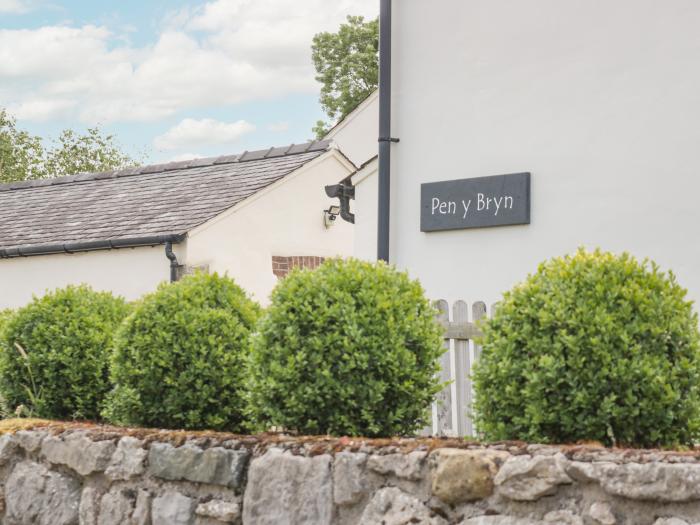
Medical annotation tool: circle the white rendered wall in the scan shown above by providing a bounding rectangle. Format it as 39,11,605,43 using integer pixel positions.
386,0,700,308
326,91,378,168
0,244,182,309
351,159,378,262
185,152,355,305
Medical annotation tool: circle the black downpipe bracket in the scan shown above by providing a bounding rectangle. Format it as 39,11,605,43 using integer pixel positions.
164,241,180,283
377,0,397,262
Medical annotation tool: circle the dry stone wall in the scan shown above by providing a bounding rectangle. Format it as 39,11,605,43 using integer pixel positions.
0,424,698,524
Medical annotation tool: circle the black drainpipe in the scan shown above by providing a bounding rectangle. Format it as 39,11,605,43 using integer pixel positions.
165,241,180,283
377,0,397,262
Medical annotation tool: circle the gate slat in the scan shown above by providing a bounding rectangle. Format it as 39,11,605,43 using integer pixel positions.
452,300,471,437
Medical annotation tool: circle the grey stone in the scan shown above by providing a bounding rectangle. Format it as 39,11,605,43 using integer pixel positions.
0,433,19,463
5,460,81,525
594,462,700,502
367,451,427,480
148,442,249,488
359,487,447,525
196,500,241,523
79,486,99,525
544,510,583,525
333,452,369,506
15,430,46,453
132,490,151,525
152,491,195,525
243,448,333,525
105,436,147,480
461,517,543,525
653,520,690,525
588,502,616,525
494,454,572,501
98,489,135,525
430,448,510,504
41,432,116,476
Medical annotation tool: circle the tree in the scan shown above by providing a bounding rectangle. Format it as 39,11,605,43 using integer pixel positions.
312,15,379,138
0,108,140,184
0,109,44,183
44,127,136,179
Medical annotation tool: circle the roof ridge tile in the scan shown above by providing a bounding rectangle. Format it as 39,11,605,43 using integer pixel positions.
0,140,331,193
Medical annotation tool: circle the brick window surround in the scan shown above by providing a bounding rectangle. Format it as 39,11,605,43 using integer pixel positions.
272,256,325,278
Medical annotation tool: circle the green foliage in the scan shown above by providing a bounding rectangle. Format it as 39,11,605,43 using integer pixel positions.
43,127,139,179
0,286,130,420
473,249,700,447
0,108,140,183
247,258,444,437
104,273,260,431
0,109,44,183
312,15,378,138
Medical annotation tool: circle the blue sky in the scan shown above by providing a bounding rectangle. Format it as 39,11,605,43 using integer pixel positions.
0,0,377,163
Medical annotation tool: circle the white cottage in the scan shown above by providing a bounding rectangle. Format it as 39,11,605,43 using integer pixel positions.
0,141,355,308
342,0,700,308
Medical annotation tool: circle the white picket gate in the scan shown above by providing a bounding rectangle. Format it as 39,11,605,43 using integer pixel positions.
426,300,493,438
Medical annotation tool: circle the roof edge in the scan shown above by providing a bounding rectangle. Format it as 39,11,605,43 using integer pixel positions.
0,234,186,259
0,140,331,193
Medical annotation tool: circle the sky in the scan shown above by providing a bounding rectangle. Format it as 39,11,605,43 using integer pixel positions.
0,0,378,163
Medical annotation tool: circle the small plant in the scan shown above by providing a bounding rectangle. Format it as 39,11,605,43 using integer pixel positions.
0,286,130,420
247,258,444,437
103,273,260,431
472,248,700,447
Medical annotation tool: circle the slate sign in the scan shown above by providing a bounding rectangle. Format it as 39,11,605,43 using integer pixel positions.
421,172,531,232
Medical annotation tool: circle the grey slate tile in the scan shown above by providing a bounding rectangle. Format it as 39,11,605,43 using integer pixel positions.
0,141,331,252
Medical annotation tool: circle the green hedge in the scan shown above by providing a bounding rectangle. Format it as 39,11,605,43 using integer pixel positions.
247,258,444,437
103,273,260,431
0,286,130,420
473,249,700,447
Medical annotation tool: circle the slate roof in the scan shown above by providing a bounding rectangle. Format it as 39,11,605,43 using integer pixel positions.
0,140,331,257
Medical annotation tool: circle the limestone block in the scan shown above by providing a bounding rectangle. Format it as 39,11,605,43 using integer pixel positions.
461,517,543,525
543,510,583,525
196,499,241,523
98,489,135,525
41,431,116,476
148,442,249,488
105,436,147,480
367,451,427,480
359,487,447,525
152,491,195,525
430,448,510,504
588,502,616,525
14,430,46,453
595,463,700,502
79,486,99,525
132,490,151,525
333,452,369,506
494,454,572,501
0,433,19,464
242,448,333,525
5,461,81,525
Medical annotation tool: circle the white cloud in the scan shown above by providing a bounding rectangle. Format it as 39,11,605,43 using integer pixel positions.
154,118,255,151
0,0,379,124
168,152,205,162
8,98,77,121
267,121,290,133
0,0,29,14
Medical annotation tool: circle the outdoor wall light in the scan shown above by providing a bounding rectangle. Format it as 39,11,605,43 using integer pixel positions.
323,205,341,228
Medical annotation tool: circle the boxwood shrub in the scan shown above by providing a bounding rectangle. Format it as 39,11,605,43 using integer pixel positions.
103,273,260,431
0,286,130,420
473,248,700,447
247,258,444,437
